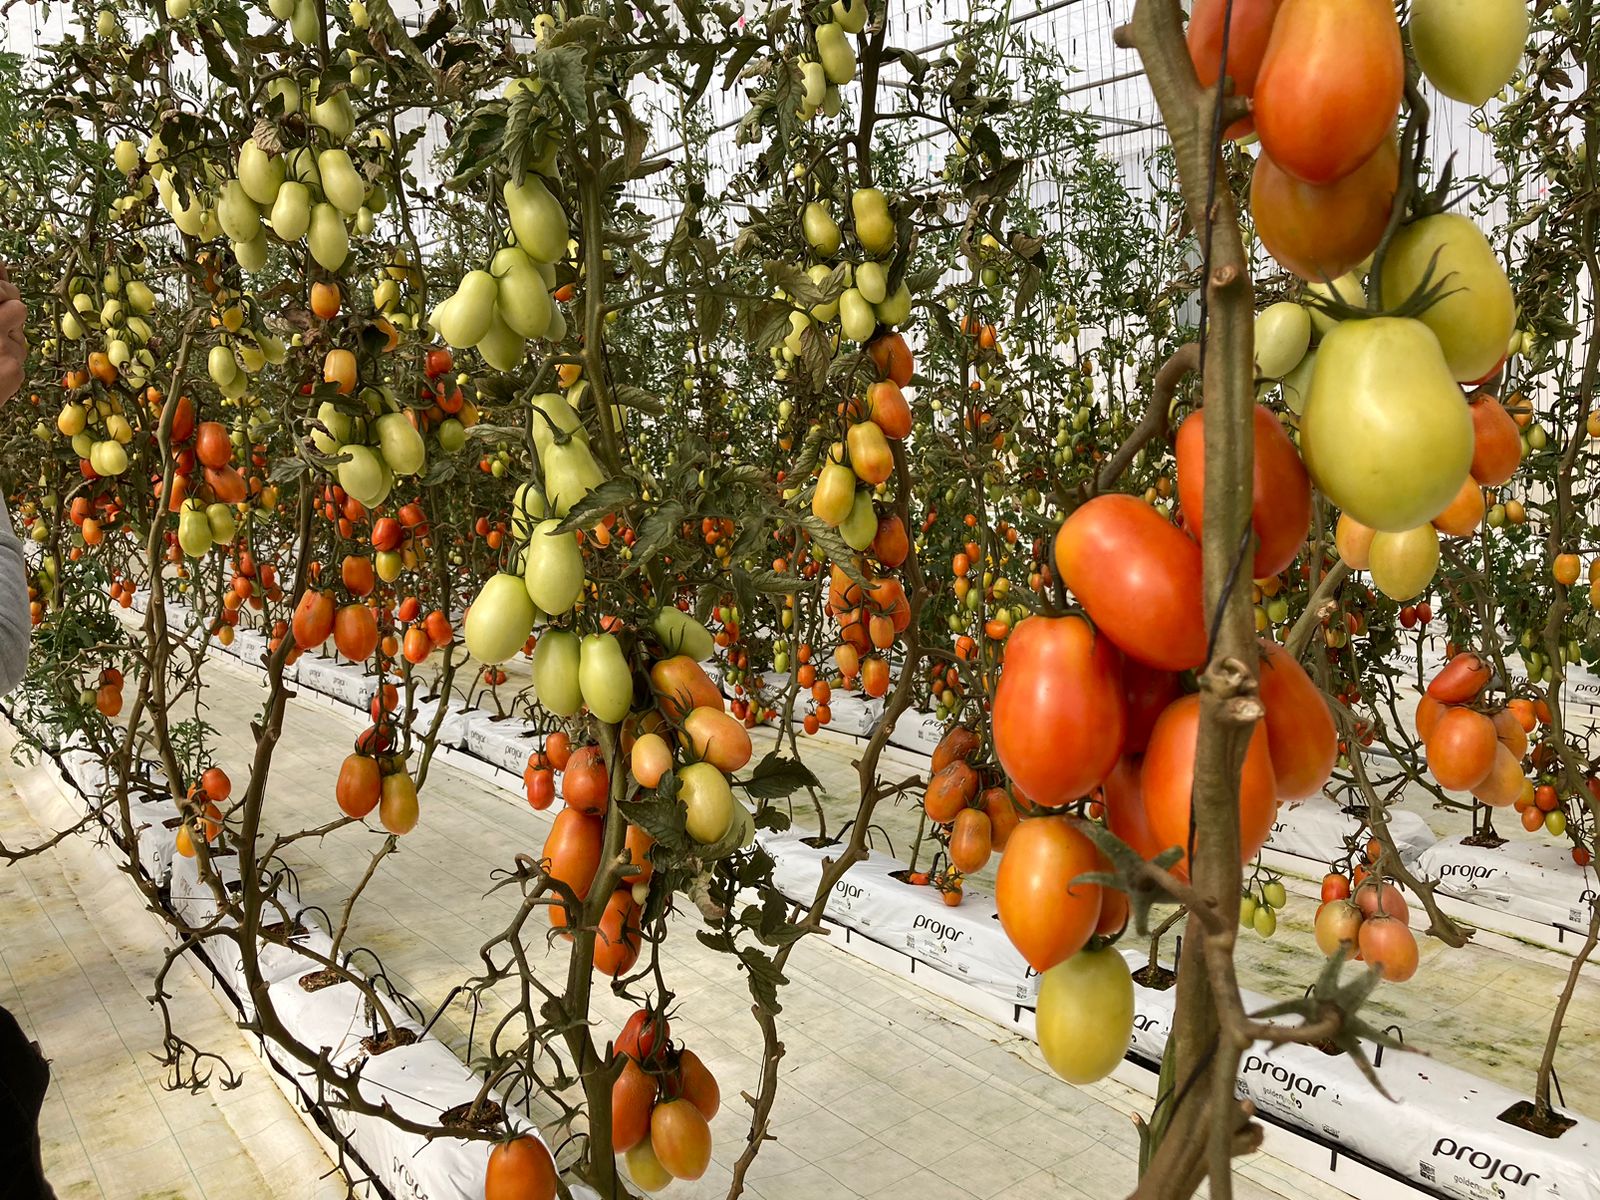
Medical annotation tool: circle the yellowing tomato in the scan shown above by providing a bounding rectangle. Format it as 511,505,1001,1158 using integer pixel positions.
1409,0,1529,107
1299,318,1472,531
1035,948,1134,1085
1379,214,1515,384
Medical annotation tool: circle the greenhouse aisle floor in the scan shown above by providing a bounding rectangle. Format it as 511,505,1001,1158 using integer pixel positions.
0,664,1346,1200
0,760,344,1200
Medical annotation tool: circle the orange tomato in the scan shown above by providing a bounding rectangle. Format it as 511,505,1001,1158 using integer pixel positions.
1054,495,1206,670
992,615,1124,807
1186,0,1284,138
994,817,1103,972
1174,404,1311,579
1253,0,1403,185
1141,695,1278,878
1251,136,1397,281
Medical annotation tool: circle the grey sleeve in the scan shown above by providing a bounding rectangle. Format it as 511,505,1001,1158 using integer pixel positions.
0,497,31,693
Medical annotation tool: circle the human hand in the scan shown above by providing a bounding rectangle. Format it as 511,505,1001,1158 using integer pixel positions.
0,264,25,406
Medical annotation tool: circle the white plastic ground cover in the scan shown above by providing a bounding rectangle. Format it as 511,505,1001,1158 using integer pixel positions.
884,705,944,757
324,1038,568,1200
411,696,469,748
58,746,109,799
1419,836,1598,933
169,849,246,928
227,627,270,669
3,704,581,1200
1229,1014,1600,1200
298,655,371,709
1269,798,1435,867
459,709,541,778
128,797,181,882
757,829,1039,1004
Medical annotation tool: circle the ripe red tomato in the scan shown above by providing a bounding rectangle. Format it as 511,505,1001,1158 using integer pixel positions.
424,347,454,378
195,421,232,469
523,764,556,811
1121,659,1182,755
924,760,979,823
1320,872,1351,902
1254,0,1402,184
1427,652,1491,703
1256,639,1335,800
594,890,642,977
542,808,604,931
1414,694,1445,744
1469,395,1523,486
611,1057,657,1152
1358,913,1419,982
674,1048,721,1121
949,807,994,874
1251,136,1398,281
980,786,1021,852
994,816,1104,972
1425,707,1497,791
1140,695,1278,879
293,589,335,649
332,603,379,662
1470,744,1524,808
1186,0,1284,138
1101,755,1165,862
562,744,610,816
1354,879,1410,922
1175,405,1311,579
336,753,381,819
545,729,573,771
1054,495,1207,671
617,1009,669,1062
991,615,1125,807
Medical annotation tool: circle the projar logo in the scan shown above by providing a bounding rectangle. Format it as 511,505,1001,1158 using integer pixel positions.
833,880,864,902
390,1157,430,1200
1579,888,1597,908
911,913,966,943
1241,1054,1330,1105
1430,1138,1540,1188
1437,863,1498,883
1132,1012,1167,1035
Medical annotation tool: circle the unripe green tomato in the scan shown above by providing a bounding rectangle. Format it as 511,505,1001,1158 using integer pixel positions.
1253,906,1277,938
1263,880,1287,909
1239,894,1257,928
1546,810,1567,837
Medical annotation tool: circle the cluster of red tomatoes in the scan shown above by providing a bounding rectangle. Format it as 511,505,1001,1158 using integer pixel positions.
535,733,654,980
175,766,231,860
920,726,1019,900
214,549,284,648
1314,872,1419,982
609,1009,720,1189
1190,0,1405,282
1414,652,1538,807
981,410,1336,976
